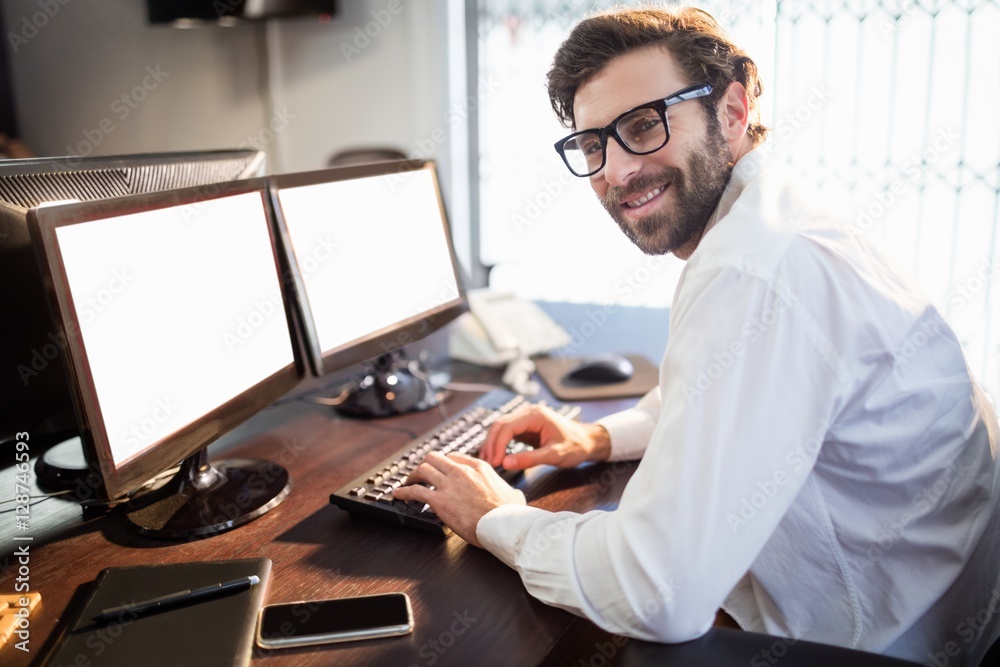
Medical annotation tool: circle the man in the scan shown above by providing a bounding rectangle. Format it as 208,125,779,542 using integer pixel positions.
393,7,1000,665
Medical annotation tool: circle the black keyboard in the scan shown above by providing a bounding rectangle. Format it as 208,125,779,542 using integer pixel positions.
329,388,580,536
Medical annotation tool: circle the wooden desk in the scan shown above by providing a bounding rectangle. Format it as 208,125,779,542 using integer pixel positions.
1,378,629,667
0,304,920,666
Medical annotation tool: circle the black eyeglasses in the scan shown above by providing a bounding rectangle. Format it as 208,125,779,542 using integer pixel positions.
554,83,713,177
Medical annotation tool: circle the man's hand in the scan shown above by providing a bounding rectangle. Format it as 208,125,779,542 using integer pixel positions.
392,451,526,548
479,404,612,471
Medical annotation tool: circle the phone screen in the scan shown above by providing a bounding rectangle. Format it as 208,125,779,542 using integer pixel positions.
257,593,413,648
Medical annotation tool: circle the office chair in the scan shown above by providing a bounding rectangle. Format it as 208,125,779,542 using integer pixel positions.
982,637,1000,667
327,147,407,167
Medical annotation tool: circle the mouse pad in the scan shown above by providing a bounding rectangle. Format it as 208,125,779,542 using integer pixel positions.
535,354,659,401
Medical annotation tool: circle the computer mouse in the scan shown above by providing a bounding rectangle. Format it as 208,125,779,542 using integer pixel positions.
562,353,634,385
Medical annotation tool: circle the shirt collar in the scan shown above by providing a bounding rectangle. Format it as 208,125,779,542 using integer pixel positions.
702,143,770,236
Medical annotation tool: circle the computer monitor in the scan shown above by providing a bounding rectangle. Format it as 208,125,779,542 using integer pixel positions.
1,149,266,444
27,177,302,538
268,160,467,418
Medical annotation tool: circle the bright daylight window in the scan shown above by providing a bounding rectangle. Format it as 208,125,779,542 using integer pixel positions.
473,0,1000,397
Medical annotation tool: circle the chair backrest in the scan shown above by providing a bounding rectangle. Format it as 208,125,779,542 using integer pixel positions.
327,147,407,167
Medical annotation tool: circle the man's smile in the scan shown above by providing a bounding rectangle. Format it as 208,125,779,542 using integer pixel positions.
623,184,667,208
621,183,670,218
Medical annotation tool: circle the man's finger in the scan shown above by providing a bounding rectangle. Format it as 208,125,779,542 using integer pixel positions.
422,450,464,472
448,452,492,472
391,483,431,504
407,456,449,488
502,443,560,471
482,409,549,466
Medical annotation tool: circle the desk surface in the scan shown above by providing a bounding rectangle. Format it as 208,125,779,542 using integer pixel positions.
0,303,919,666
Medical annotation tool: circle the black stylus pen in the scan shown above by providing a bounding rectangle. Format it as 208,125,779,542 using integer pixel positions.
92,575,260,624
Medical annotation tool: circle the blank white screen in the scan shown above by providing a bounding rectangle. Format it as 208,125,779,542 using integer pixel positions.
276,168,460,356
54,192,295,466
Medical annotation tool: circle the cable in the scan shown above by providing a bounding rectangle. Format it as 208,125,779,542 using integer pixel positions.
299,389,351,407
0,489,73,513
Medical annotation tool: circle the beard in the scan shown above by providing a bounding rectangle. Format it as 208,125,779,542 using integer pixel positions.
601,125,733,256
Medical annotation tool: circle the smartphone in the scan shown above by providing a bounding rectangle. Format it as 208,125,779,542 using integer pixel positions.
256,592,413,648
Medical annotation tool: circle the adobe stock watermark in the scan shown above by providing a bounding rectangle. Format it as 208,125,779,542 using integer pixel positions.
170,438,310,548
536,258,671,356
342,278,461,392
715,0,754,26
682,291,796,403
750,635,800,666
340,0,407,63
574,581,679,667
876,0,924,39
513,86,832,237
224,235,340,352
511,171,574,235
561,304,619,353
7,0,71,54
573,583,681,667
726,417,831,534
239,106,295,152
206,439,306,531
405,75,502,163
67,605,141,661
949,256,1000,311
747,620,811,667
578,633,630,667
616,254,675,302
862,459,970,567
406,609,477,666
519,460,642,563
849,126,959,243
121,397,179,452
66,65,171,157
768,85,834,149
927,587,1000,667
897,314,946,367
16,267,134,386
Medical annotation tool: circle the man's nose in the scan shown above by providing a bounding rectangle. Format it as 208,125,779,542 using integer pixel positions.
601,139,642,188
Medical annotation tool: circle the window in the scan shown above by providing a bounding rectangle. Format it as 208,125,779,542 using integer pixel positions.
473,0,1000,396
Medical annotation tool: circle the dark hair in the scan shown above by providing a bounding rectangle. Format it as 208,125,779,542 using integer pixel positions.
547,6,767,146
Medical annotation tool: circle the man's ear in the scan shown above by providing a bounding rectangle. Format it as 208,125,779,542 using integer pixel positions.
718,81,750,144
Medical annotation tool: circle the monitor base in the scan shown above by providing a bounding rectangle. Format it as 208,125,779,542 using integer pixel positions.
125,449,290,539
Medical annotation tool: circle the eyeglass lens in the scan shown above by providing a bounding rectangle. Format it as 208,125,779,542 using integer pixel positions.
560,106,668,176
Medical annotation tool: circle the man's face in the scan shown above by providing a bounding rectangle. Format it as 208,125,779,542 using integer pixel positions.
573,46,734,258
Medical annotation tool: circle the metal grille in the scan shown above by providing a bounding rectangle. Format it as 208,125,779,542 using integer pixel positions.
474,0,1000,395
124,159,258,196
0,157,261,210
0,171,131,209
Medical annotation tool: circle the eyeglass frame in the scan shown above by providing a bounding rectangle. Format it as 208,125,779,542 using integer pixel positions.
553,83,714,177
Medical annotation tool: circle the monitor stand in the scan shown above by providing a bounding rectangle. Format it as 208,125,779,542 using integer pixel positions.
124,448,291,539
333,353,445,419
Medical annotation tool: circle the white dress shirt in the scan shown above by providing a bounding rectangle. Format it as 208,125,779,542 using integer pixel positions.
476,146,1000,666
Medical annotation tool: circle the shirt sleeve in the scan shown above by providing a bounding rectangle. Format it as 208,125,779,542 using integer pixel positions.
476,264,849,643
596,387,661,461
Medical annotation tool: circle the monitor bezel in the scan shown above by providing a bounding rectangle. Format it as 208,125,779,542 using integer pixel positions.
0,148,266,445
27,178,304,501
267,159,468,378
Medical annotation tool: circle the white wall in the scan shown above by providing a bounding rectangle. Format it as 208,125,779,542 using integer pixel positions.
2,0,479,277
1,0,455,199
3,0,447,171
